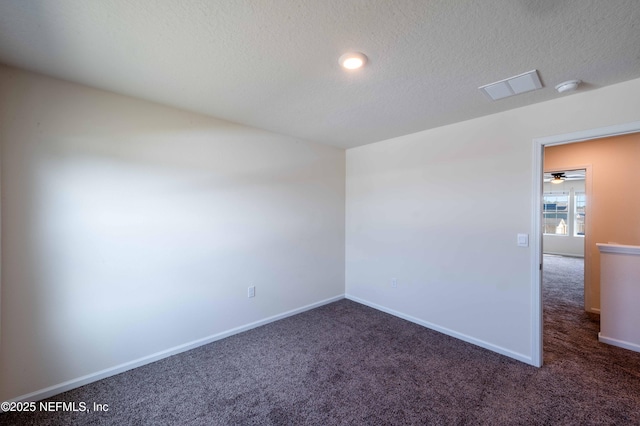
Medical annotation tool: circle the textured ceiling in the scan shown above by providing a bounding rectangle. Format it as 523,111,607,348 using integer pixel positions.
1,1,639,149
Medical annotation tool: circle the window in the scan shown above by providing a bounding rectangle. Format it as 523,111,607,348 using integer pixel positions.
543,192,569,235
574,191,586,236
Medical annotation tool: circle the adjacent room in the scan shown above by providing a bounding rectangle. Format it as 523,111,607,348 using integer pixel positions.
1,1,639,424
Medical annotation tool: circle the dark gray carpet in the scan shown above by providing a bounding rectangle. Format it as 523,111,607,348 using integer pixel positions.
3,256,640,425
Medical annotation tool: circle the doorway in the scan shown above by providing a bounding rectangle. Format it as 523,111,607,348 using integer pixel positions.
541,167,590,364
530,120,640,367
542,168,587,309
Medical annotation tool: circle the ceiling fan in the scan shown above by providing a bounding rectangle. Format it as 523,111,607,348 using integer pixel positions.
550,173,565,184
544,170,585,183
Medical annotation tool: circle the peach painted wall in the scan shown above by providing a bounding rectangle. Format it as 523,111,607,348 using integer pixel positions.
545,133,640,312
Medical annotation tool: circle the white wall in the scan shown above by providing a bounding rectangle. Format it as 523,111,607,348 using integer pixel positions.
346,77,640,364
0,65,345,401
544,234,585,257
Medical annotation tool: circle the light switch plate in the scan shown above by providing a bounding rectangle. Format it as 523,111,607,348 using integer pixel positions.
517,233,529,247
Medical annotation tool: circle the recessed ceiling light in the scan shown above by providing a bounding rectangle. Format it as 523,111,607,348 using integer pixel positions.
339,52,367,70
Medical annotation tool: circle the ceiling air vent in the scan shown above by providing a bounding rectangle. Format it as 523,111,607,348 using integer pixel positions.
479,69,543,101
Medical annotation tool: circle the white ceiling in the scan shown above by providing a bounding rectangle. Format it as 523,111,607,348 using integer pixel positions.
1,1,639,149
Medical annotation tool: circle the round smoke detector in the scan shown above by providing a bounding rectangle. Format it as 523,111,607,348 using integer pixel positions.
555,80,581,93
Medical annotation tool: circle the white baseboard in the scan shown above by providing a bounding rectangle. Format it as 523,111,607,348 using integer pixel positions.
9,294,345,403
598,333,640,353
345,294,534,366
543,252,584,258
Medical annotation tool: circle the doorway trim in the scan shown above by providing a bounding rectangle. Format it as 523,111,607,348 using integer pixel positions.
531,120,640,367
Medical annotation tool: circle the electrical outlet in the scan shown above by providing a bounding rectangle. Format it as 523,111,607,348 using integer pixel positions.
391,278,398,288
248,286,255,298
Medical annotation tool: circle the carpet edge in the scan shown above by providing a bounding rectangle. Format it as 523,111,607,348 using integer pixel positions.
345,294,535,366
5,294,346,404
